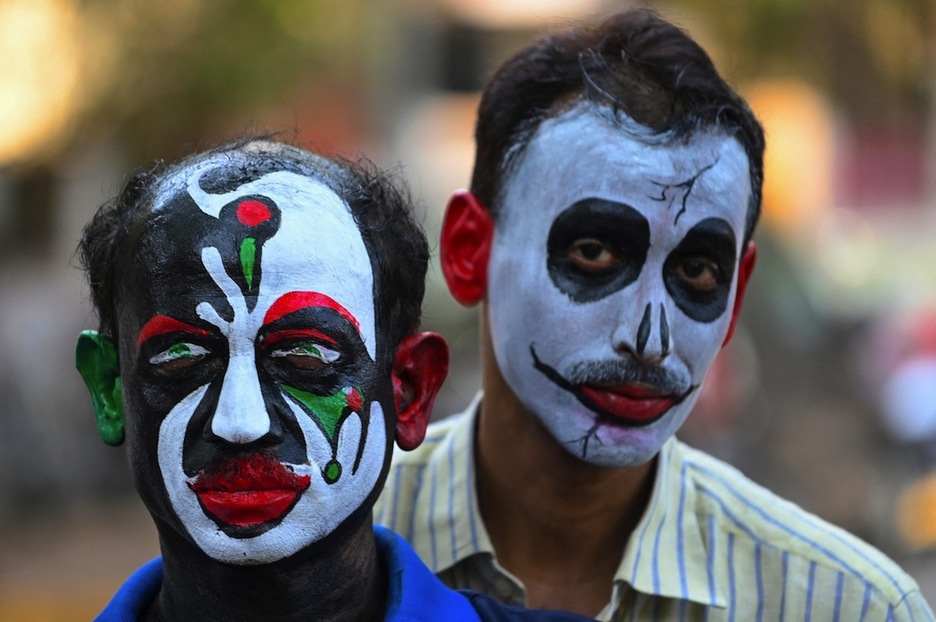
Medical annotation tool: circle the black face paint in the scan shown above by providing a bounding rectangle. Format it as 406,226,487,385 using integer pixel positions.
636,303,652,355
659,304,669,353
663,217,737,323
547,198,650,303
123,184,381,540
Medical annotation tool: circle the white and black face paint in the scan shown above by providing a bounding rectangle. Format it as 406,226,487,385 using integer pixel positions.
487,105,751,467
119,166,391,564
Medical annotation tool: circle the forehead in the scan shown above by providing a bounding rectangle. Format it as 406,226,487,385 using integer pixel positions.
126,163,377,355
500,106,751,235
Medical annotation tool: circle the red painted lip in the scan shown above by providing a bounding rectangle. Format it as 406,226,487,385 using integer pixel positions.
188,453,311,527
580,384,675,424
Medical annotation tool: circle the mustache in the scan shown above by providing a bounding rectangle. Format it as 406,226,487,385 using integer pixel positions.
565,359,690,394
188,452,310,493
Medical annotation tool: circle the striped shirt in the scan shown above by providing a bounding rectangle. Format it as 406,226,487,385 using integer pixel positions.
375,394,934,621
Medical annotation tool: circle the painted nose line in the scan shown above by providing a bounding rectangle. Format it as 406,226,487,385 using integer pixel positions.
211,353,271,444
634,302,671,361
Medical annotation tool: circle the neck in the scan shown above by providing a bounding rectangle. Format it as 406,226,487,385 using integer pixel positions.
475,307,656,614
148,514,387,622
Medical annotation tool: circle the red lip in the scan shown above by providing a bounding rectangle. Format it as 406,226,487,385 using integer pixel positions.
580,384,675,424
188,453,311,527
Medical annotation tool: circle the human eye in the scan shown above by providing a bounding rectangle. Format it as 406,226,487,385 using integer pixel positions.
567,238,622,272
269,342,341,370
149,342,210,372
670,256,720,292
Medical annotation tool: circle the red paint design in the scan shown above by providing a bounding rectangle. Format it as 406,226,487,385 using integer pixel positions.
261,328,337,349
188,453,311,527
236,200,272,227
580,385,675,424
264,291,360,333
346,387,362,412
137,315,210,350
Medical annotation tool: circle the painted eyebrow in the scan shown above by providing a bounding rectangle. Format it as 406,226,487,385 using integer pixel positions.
137,315,211,350
260,328,338,349
262,291,361,334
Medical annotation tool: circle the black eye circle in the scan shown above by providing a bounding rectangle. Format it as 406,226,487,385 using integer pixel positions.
149,342,211,376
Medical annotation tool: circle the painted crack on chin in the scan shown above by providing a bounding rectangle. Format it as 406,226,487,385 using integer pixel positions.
570,419,605,460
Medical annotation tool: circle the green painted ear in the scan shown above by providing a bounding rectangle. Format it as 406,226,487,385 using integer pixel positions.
75,330,125,446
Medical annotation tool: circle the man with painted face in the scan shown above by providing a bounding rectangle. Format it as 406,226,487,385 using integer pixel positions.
76,140,593,621
375,10,934,620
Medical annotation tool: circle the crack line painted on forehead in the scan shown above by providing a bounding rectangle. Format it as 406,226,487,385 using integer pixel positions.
648,159,719,226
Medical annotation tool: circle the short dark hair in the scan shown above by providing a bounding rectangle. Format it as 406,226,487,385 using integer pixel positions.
470,9,765,243
78,138,429,371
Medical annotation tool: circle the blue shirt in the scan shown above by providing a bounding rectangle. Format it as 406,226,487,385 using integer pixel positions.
96,526,589,621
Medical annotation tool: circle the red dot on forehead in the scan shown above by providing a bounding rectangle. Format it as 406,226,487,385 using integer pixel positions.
236,200,271,227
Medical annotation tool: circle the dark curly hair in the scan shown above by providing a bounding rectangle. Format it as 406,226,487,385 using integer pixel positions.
77,138,429,372
470,9,765,244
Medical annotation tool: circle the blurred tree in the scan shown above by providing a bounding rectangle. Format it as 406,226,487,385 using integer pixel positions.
671,0,934,126
77,0,369,162
0,0,369,260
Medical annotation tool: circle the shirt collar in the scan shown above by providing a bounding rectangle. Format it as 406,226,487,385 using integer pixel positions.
415,394,727,609
616,437,728,608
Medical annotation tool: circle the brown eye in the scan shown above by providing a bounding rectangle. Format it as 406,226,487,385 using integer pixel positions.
270,343,340,370
149,343,209,373
672,257,719,291
567,238,621,272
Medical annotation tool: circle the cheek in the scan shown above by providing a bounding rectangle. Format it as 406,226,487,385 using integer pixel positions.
668,307,731,375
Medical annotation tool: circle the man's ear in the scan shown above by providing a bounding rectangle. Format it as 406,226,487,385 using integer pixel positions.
723,242,757,347
440,190,494,306
391,332,449,451
75,330,125,446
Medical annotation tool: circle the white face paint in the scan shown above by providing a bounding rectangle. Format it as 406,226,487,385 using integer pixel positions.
135,167,388,564
487,105,751,467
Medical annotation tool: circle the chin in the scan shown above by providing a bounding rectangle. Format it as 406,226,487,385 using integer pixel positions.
548,402,691,468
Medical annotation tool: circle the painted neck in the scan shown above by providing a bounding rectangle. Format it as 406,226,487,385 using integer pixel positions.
148,514,387,622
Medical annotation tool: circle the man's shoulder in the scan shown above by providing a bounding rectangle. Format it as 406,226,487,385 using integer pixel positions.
674,440,924,608
94,557,163,621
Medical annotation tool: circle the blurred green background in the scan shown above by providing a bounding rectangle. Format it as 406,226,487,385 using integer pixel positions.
1,0,934,618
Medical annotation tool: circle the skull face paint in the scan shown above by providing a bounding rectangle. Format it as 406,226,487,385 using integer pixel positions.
117,166,389,564
487,105,751,467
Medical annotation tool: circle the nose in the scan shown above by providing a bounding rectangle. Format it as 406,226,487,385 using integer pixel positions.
209,351,271,444
612,301,672,364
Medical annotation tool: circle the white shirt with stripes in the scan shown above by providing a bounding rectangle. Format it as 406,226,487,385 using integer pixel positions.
374,394,934,621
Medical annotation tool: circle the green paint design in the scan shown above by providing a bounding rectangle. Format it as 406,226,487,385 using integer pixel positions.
300,344,323,358
240,237,256,289
280,384,348,442
280,384,364,485
168,343,192,357
324,460,341,484
75,330,125,446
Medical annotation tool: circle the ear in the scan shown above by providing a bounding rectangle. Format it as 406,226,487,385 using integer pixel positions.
75,330,125,446
391,332,449,451
440,190,494,306
723,242,757,347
